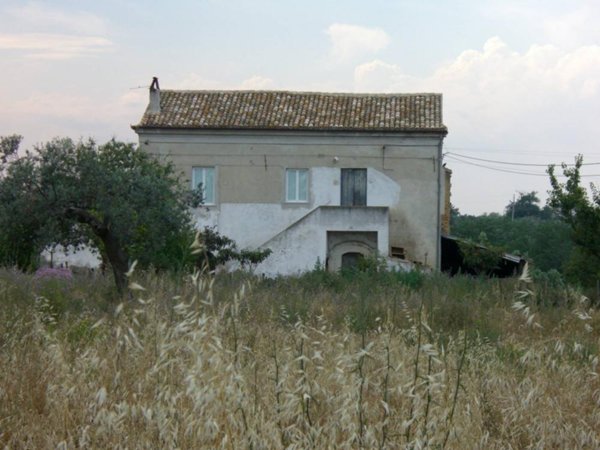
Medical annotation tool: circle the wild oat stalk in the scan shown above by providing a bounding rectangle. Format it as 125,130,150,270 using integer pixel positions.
2,267,600,448
405,297,424,444
442,330,468,449
379,333,392,450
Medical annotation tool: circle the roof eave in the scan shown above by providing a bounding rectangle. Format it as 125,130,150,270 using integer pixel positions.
132,124,448,135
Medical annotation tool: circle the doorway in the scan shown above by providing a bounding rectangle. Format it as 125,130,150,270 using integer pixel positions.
341,169,367,206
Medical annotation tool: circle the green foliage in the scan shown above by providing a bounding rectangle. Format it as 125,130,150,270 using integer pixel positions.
562,247,600,288
0,134,22,168
452,212,572,272
0,135,39,270
456,236,503,276
548,155,600,286
449,203,461,230
63,317,101,350
238,248,273,268
35,280,73,320
347,253,387,275
504,191,555,220
193,227,272,271
300,259,426,294
0,137,193,293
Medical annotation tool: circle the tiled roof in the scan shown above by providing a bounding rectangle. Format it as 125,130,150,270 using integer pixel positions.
134,90,446,133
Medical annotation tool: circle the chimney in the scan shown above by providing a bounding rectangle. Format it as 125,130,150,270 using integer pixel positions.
149,77,160,113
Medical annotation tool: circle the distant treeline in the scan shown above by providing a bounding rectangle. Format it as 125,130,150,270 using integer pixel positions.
451,190,597,287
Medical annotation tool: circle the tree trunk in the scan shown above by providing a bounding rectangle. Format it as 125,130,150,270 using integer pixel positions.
102,231,129,296
66,207,129,296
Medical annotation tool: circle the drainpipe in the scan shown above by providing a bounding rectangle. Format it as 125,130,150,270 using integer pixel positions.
436,138,443,270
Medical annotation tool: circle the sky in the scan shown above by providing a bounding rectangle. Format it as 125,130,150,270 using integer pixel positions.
1,0,600,215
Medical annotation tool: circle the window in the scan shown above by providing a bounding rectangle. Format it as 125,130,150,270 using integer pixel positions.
192,167,216,204
341,168,367,206
286,168,308,202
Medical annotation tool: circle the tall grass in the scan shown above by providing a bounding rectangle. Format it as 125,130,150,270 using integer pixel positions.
0,267,599,448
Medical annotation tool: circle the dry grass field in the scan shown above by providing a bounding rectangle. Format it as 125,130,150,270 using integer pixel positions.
0,266,599,449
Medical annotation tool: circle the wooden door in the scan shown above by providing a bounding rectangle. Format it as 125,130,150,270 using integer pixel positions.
341,169,367,206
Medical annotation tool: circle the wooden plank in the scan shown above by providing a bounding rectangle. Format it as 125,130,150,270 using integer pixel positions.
353,169,367,206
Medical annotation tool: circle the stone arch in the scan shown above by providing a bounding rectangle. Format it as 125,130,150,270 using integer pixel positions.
327,231,377,272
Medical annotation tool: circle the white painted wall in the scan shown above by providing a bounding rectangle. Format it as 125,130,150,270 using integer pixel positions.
254,206,389,276
367,167,401,207
41,245,102,268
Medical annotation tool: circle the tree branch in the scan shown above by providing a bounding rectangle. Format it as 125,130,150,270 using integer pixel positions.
65,207,107,236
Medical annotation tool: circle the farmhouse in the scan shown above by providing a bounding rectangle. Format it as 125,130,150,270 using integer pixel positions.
133,78,450,276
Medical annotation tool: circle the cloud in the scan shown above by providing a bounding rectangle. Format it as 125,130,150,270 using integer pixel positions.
481,1,600,48
118,90,148,108
1,90,144,149
176,73,275,90
176,73,228,90
354,36,600,213
0,3,112,59
5,2,108,35
542,3,600,48
239,75,274,90
354,37,600,130
11,93,106,121
326,23,389,62
0,33,113,59
354,60,415,92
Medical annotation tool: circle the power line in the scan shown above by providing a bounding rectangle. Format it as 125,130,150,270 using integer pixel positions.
446,152,600,167
445,155,600,177
445,155,549,176
444,145,600,157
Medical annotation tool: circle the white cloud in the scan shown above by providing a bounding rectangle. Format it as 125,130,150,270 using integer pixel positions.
482,1,600,48
354,60,415,92
355,36,600,128
176,73,228,90
354,37,600,213
4,2,108,35
326,23,389,62
176,73,275,90
118,90,148,108
1,89,143,149
0,3,112,59
11,93,106,121
239,75,274,90
0,33,113,59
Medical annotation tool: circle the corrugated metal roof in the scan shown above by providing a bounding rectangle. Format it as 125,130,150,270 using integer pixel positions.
133,90,446,133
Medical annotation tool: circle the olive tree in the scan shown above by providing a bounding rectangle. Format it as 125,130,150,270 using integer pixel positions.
0,137,193,293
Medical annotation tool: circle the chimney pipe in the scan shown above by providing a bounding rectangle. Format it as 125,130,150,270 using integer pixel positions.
149,77,160,113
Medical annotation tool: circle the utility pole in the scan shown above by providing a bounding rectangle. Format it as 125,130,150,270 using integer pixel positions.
511,192,516,221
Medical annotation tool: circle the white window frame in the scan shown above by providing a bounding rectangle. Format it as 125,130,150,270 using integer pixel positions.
285,168,309,203
192,166,216,205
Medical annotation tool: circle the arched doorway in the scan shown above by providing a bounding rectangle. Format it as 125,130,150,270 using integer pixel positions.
341,251,365,270
327,231,377,272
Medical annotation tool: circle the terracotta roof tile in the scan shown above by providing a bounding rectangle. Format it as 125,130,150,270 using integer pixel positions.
134,90,446,133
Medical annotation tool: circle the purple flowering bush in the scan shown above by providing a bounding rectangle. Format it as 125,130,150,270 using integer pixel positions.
34,267,73,281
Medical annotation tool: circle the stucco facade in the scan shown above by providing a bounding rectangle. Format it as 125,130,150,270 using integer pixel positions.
134,83,447,275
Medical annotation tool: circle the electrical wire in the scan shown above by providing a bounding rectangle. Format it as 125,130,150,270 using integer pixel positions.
445,152,600,167
445,155,600,177
444,145,600,157
445,155,550,176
